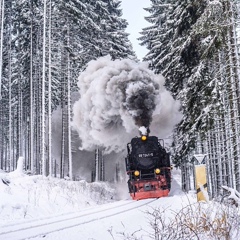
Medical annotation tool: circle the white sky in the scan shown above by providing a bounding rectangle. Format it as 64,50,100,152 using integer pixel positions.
120,0,151,60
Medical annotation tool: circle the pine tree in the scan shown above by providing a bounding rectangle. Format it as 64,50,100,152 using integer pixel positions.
141,0,240,194
0,0,135,178
97,0,136,60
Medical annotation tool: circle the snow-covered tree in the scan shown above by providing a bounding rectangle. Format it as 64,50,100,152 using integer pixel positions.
141,0,240,195
0,0,135,179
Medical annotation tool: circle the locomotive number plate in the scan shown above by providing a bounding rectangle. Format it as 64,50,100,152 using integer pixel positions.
138,152,154,158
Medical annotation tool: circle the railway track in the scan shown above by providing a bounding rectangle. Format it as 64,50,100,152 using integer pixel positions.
0,198,158,240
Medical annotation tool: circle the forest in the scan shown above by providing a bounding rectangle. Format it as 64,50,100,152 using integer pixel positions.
0,0,239,199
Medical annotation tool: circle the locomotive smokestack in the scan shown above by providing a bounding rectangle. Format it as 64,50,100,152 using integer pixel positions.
139,126,150,136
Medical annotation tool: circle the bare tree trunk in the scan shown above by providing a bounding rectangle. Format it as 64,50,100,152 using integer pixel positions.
115,162,120,182
0,0,4,99
212,119,223,194
8,29,12,171
30,0,34,174
41,0,47,176
207,131,217,197
17,84,23,165
0,104,4,170
35,51,41,175
95,148,99,181
226,33,239,190
60,107,65,178
100,151,105,181
67,70,72,180
48,0,52,176
66,18,72,180
181,158,191,192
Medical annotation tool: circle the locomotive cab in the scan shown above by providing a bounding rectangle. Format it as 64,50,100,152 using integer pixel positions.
125,135,172,200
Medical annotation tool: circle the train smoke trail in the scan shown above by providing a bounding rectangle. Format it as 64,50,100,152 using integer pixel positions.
72,56,182,153
119,69,158,128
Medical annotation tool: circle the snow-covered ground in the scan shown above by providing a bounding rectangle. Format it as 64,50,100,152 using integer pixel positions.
0,167,239,240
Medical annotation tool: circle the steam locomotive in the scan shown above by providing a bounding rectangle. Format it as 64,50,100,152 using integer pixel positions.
125,133,172,200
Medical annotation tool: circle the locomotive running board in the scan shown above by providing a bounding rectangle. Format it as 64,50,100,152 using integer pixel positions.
130,189,170,200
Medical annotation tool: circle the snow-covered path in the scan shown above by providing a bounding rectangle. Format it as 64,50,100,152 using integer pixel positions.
0,198,157,240
0,170,195,240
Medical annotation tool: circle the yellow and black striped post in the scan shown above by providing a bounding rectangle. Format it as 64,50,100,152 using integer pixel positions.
195,165,208,201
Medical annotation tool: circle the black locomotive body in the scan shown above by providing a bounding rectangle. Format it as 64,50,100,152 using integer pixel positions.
125,135,172,200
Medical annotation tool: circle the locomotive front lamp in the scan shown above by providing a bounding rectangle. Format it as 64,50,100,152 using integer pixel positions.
155,168,161,174
141,135,147,141
134,170,140,176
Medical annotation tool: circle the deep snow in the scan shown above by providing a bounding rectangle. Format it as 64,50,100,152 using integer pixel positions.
0,165,239,240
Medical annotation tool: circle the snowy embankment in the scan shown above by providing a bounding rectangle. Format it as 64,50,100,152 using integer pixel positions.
0,169,116,225
0,168,240,240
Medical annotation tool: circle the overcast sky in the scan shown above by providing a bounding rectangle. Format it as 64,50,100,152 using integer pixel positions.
120,0,151,61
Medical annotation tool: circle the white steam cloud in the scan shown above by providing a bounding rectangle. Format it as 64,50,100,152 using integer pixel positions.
72,56,182,153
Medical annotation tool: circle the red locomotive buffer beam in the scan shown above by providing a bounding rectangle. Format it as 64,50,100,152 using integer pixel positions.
130,182,170,200
128,174,171,200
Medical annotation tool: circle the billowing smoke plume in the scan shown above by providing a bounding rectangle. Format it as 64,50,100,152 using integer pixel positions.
120,74,158,128
72,56,182,153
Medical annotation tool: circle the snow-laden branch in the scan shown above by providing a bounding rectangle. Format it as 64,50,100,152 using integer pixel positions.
222,185,240,203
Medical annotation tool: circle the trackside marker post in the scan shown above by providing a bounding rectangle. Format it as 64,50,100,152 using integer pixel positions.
192,154,208,202
195,164,208,201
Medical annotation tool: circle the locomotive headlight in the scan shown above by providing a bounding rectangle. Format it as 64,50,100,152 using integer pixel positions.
134,170,140,176
141,135,147,141
155,168,161,174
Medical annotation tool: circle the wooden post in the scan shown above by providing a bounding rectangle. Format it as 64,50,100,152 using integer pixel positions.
195,164,208,201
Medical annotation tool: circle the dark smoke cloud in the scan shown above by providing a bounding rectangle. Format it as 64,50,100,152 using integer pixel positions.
121,80,158,127
119,70,159,128
72,56,182,153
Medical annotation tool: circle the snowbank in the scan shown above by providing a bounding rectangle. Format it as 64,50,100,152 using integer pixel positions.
0,171,115,224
